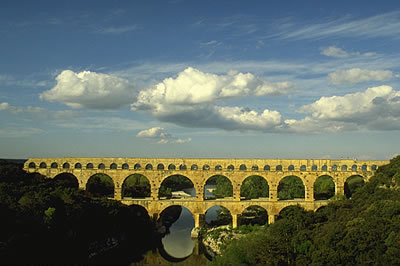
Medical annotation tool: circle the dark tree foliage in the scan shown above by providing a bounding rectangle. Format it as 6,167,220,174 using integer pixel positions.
86,173,114,197
211,156,400,265
314,175,335,200
122,174,151,198
0,160,155,264
240,175,269,199
278,175,305,200
208,175,233,198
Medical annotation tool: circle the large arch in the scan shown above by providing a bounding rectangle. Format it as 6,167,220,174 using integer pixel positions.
159,174,195,199
121,174,151,199
205,205,232,227
277,175,305,200
240,205,268,226
345,175,365,198
313,175,335,200
204,175,233,199
86,173,114,197
53,173,79,188
240,175,269,199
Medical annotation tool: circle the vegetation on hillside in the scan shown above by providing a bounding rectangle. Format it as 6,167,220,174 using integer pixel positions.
211,156,400,265
0,160,154,264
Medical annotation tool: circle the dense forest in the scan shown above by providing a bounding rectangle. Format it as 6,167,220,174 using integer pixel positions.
211,156,400,265
0,160,154,264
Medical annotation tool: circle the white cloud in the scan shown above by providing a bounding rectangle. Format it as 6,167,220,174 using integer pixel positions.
40,70,135,109
136,127,171,139
296,85,400,131
136,127,191,144
328,68,392,85
321,46,349,58
0,102,9,111
0,127,45,138
130,67,288,132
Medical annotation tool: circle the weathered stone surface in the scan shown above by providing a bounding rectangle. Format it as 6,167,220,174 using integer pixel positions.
24,157,388,227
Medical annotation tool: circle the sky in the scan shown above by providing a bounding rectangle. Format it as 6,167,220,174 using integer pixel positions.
1,0,400,160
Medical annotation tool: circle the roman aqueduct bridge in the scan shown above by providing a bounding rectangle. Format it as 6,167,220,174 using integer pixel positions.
24,157,388,228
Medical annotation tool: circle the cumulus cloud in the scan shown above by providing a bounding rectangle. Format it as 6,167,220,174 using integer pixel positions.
328,68,392,85
296,85,400,131
321,46,349,58
0,102,80,120
40,70,135,109
136,127,192,144
131,67,288,132
136,127,171,139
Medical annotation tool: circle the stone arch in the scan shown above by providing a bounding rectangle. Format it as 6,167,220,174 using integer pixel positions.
110,163,117,169
352,164,357,171
227,164,234,171
204,175,233,199
264,165,270,171
371,164,377,170
159,174,195,198
345,175,365,198
314,175,335,200
134,163,141,170
191,164,198,170
122,163,129,169
28,162,36,168
39,162,47,168
62,162,70,169
288,165,294,171
332,165,338,171
300,165,306,171
276,165,282,171
240,175,269,200
205,204,233,227
215,165,222,171
362,165,367,171
239,164,247,171
145,164,153,170
157,163,165,170
168,164,176,170
98,163,105,169
312,165,317,171
75,163,82,169
252,165,259,171
321,165,327,171
277,175,305,200
122,174,151,199
203,164,210,171
240,205,268,226
86,163,93,169
179,164,187,170
54,173,79,188
51,162,58,169
341,165,348,171
86,173,114,197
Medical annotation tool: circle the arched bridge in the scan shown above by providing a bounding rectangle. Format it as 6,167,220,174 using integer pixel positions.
24,157,388,228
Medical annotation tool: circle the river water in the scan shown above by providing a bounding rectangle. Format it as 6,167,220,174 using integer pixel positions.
136,185,218,265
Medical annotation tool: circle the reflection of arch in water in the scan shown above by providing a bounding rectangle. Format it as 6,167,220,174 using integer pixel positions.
158,205,195,260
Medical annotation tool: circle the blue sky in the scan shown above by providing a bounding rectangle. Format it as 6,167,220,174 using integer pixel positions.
1,0,400,160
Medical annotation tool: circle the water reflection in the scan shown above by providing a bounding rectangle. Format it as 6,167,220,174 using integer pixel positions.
161,207,195,258
137,185,218,265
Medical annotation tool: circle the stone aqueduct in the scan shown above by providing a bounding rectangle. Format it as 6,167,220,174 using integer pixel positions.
24,157,388,228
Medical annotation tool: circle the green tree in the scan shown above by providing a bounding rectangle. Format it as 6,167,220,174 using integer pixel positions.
278,176,305,200
240,175,269,199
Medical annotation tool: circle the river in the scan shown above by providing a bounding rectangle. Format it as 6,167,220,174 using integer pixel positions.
135,185,218,265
